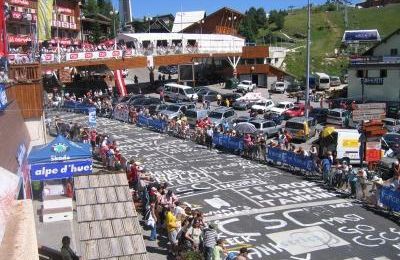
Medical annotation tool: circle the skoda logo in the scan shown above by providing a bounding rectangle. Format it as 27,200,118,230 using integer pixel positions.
52,143,68,154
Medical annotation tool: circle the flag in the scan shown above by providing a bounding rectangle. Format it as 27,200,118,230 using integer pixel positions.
0,0,6,57
114,70,128,96
38,0,53,41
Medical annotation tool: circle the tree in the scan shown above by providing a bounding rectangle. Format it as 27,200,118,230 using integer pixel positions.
84,0,99,15
275,14,285,29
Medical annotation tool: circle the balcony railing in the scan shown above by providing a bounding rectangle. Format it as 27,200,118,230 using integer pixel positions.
350,56,400,65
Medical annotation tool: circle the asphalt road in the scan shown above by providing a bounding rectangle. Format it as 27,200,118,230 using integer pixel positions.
56,112,400,260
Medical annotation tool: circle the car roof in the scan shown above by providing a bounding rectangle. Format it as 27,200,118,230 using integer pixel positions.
212,107,234,112
287,116,315,123
164,83,192,89
278,101,294,105
330,108,347,112
250,119,273,123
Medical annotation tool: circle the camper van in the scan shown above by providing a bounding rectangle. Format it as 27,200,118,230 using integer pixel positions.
163,83,198,102
314,72,331,90
319,129,361,164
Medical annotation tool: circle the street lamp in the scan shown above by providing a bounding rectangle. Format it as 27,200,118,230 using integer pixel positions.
110,10,119,50
228,15,237,52
199,19,204,35
305,0,311,119
145,16,153,33
250,66,255,83
78,1,84,43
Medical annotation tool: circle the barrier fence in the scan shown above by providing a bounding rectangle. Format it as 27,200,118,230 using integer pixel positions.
267,147,316,172
379,186,400,212
212,133,244,152
137,115,167,132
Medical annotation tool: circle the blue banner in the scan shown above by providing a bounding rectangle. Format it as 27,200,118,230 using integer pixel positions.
267,147,315,172
212,133,244,151
88,107,96,127
380,186,400,212
137,115,166,132
0,84,8,111
30,159,93,181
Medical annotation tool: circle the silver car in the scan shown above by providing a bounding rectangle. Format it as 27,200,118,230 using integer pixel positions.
249,119,283,138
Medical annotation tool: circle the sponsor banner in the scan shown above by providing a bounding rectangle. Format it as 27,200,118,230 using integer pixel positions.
137,115,167,132
113,104,130,122
356,103,386,110
38,0,53,41
9,0,29,6
353,103,386,121
8,54,29,63
88,107,96,128
8,35,31,44
267,147,315,172
66,50,123,61
40,53,55,62
212,133,244,151
30,159,93,181
57,7,73,15
380,186,400,212
146,55,154,68
365,142,381,162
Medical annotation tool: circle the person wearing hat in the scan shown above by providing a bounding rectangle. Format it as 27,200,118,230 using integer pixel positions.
202,223,218,260
236,247,249,260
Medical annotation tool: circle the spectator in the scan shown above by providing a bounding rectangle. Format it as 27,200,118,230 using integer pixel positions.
165,206,179,256
184,220,202,251
202,223,218,260
61,236,79,260
212,239,226,260
236,247,249,260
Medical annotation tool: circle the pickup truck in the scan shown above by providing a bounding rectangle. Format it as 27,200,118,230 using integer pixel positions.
236,80,256,93
249,119,283,138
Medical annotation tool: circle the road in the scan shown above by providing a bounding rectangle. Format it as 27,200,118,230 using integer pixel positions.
56,112,400,260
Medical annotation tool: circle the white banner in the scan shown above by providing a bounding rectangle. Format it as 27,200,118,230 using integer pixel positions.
40,53,55,63
8,54,29,63
66,50,122,61
112,104,130,122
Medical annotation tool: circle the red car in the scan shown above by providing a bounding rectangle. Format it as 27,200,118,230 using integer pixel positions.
283,104,308,118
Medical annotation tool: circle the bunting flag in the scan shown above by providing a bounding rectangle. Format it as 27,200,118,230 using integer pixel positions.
0,0,6,56
38,0,53,41
114,70,128,96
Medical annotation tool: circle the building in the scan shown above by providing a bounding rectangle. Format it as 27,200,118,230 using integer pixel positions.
181,7,244,36
119,0,132,25
347,28,400,114
356,0,400,8
235,46,293,87
5,0,82,50
172,11,206,33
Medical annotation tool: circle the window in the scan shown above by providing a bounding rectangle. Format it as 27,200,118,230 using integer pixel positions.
390,48,398,56
356,70,368,78
380,69,387,78
256,58,264,64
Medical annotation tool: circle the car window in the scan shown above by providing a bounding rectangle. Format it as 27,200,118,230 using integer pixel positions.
185,88,195,94
198,89,207,94
164,85,170,91
225,110,234,117
265,121,275,127
179,89,185,95
250,122,261,129
209,111,223,119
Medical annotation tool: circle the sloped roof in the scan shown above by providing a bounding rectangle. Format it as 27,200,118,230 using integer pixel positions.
363,28,400,56
172,11,206,33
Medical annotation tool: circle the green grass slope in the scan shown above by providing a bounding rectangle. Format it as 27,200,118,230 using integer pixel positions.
280,4,400,79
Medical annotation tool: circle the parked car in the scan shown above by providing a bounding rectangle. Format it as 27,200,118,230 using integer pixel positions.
326,108,351,127
330,76,341,87
283,103,307,119
381,133,400,153
185,109,209,127
382,118,400,133
208,107,237,126
269,101,295,115
286,83,301,93
271,81,287,93
250,99,275,114
285,117,317,142
159,103,195,120
196,89,219,102
129,97,162,113
236,80,256,92
233,100,257,110
249,119,283,138
309,108,329,123
233,92,264,110
117,94,145,105
159,65,178,75
233,116,252,124
164,83,198,102
221,93,242,107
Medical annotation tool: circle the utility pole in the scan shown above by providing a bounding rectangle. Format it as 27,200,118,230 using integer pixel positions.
305,0,311,119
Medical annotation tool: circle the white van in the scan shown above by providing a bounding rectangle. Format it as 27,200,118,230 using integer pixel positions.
271,81,287,93
163,83,198,102
314,72,331,90
319,129,361,164
326,108,351,127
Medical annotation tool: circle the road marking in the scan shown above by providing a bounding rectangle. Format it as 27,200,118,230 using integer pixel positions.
155,149,184,163
230,188,265,208
205,198,348,221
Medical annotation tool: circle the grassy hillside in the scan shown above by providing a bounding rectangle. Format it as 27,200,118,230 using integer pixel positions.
279,4,400,79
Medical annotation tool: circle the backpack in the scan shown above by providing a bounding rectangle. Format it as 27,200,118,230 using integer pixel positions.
226,252,238,260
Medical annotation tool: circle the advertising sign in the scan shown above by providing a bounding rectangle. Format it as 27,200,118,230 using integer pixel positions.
365,142,381,162
362,77,384,85
0,84,8,111
88,107,96,128
380,186,400,212
66,50,123,61
30,159,93,181
267,147,315,172
352,103,386,121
